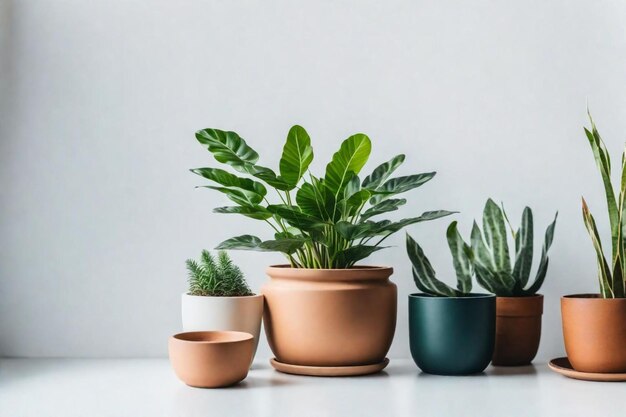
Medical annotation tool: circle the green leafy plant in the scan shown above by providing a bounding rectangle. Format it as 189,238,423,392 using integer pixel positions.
406,222,473,297
192,126,454,269
469,199,557,297
186,250,253,296
582,112,626,298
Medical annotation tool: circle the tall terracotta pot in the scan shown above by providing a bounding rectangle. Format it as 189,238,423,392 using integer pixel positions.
492,295,543,366
561,294,626,373
262,265,396,368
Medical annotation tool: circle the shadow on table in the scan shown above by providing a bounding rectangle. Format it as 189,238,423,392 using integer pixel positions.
488,364,538,376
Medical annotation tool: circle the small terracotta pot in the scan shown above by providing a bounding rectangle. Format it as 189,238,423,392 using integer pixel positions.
561,294,626,373
492,295,543,366
168,331,253,388
262,265,396,368
181,293,263,362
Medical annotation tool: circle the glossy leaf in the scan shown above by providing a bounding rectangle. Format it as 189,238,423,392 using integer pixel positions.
324,134,371,197
279,125,314,189
259,238,307,254
267,205,326,231
482,199,511,274
216,235,263,250
523,212,558,295
334,245,386,268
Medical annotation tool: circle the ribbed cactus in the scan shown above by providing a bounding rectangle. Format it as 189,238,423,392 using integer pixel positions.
581,111,626,298
406,221,474,297
471,199,557,297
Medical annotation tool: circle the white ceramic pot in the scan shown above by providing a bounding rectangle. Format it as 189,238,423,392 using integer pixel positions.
181,293,264,361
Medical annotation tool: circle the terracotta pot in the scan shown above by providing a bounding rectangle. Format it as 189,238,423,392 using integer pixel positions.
181,293,263,362
492,295,543,366
262,265,396,367
168,331,253,388
561,294,626,373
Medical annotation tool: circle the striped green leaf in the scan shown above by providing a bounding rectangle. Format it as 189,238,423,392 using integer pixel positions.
360,198,406,221
213,205,272,220
362,154,405,191
191,167,267,202
370,172,436,204
482,199,512,274
512,207,534,289
195,129,259,171
406,233,459,297
523,211,558,295
446,221,473,293
581,198,613,298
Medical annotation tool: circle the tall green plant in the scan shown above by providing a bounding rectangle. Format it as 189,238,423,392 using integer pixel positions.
192,126,454,269
582,112,626,298
406,222,473,297
470,200,557,296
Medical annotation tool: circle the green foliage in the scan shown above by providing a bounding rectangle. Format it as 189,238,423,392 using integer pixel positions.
186,250,253,297
193,125,454,268
406,222,473,297
582,111,626,298
470,199,557,296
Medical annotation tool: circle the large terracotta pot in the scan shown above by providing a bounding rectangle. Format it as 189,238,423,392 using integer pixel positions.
492,295,543,366
561,294,626,373
262,265,396,367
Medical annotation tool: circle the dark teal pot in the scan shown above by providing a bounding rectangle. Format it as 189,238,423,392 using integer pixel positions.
409,293,495,375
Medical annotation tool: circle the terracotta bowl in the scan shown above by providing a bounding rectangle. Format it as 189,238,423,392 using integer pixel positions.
168,331,254,388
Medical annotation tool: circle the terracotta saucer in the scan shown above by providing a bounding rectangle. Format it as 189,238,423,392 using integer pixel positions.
548,357,626,382
270,358,389,377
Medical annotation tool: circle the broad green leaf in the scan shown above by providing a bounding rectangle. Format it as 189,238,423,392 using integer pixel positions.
406,233,458,297
215,235,263,250
279,125,314,189
324,134,371,197
446,221,473,293
267,205,326,231
474,263,510,295
345,190,371,211
196,129,259,171
201,186,263,206
334,244,386,268
512,207,533,289
191,167,267,199
524,211,558,295
362,154,405,190
259,238,307,254
360,198,406,221
245,165,291,190
296,180,331,220
213,206,272,220
335,220,391,240
370,172,436,204
482,199,511,274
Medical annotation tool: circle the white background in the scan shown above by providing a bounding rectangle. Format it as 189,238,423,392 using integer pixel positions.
1,0,625,359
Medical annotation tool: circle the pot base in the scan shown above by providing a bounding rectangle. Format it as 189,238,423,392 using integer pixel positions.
270,357,389,377
548,357,626,382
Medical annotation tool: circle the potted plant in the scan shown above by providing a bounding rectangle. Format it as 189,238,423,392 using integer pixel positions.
406,225,495,375
468,199,557,366
182,250,263,362
192,125,453,375
562,112,626,373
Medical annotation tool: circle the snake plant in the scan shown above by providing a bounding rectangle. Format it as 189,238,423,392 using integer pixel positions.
192,125,454,269
406,222,473,297
470,199,558,297
582,111,626,298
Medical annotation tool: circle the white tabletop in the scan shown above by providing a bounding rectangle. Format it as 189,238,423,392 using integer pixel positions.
0,358,622,417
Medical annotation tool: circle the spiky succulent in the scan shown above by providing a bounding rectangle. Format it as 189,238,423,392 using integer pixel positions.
581,111,626,298
186,250,253,297
470,199,557,297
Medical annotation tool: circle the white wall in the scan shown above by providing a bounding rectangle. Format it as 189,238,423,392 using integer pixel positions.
1,0,626,358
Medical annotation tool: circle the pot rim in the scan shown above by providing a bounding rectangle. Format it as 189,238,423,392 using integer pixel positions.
562,293,626,301
170,330,253,344
409,292,495,300
267,264,392,272
495,294,544,300
182,292,262,299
